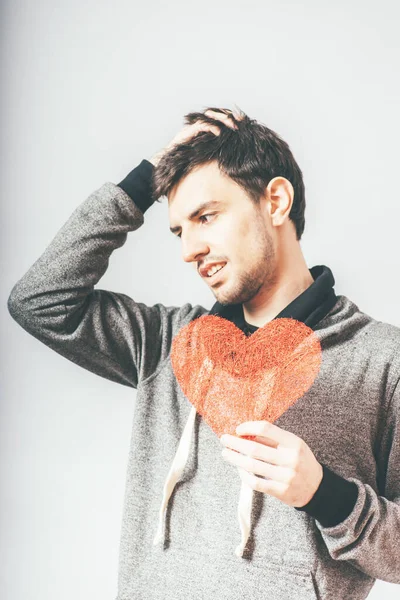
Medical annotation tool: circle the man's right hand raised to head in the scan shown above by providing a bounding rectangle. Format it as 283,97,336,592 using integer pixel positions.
149,108,240,167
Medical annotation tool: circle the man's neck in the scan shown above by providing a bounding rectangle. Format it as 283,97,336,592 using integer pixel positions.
242,269,315,328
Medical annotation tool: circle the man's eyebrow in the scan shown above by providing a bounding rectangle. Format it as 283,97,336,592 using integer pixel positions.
169,200,223,234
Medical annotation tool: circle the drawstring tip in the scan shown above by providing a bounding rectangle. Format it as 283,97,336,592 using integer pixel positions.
153,524,164,546
235,471,254,559
235,542,245,557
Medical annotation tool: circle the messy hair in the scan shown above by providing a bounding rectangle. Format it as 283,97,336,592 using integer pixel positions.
152,106,306,240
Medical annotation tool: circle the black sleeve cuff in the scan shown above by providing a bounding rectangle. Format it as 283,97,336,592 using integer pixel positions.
117,159,155,214
294,463,359,527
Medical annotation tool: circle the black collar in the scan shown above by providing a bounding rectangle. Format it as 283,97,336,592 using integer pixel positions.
208,265,338,335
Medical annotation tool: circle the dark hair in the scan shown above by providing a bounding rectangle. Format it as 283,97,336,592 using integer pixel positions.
152,106,306,240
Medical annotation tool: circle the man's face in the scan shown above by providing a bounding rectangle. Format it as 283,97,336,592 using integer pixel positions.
168,161,277,306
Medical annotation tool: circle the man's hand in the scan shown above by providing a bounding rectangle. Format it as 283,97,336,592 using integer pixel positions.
220,420,323,508
149,108,239,167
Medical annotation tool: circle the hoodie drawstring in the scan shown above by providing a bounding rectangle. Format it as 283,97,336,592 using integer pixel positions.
153,404,254,557
153,404,197,547
235,473,254,556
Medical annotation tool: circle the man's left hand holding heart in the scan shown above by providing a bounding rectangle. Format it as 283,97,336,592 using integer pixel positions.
220,420,323,508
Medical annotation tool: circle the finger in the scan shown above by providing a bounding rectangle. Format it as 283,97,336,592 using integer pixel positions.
197,123,221,136
238,467,286,498
204,109,238,130
205,109,230,118
221,434,283,465
222,447,292,483
236,421,299,448
205,108,234,118
209,125,221,135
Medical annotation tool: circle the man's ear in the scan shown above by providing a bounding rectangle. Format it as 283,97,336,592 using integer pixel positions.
265,177,294,227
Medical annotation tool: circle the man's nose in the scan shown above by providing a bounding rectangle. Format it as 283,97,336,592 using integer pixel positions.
181,235,209,264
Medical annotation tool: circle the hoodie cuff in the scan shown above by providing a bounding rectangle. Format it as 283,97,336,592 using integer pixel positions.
294,463,359,527
117,159,155,214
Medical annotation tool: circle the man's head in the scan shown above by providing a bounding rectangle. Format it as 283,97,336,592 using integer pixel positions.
152,106,306,307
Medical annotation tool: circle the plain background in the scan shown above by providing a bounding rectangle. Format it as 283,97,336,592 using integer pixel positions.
1,0,400,598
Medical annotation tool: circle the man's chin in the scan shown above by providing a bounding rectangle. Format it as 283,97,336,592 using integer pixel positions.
216,282,263,307
212,288,244,307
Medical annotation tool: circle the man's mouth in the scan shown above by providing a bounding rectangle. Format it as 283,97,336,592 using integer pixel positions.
205,263,225,277
200,262,227,283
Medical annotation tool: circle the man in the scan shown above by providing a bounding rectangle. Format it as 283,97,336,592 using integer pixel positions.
7,107,400,599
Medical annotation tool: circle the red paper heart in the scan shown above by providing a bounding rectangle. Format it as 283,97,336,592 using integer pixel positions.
171,315,322,437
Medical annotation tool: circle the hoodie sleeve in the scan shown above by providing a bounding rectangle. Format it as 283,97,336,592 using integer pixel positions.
7,160,195,390
314,373,400,584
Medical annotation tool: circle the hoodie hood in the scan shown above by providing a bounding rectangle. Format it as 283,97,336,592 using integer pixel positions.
208,265,338,333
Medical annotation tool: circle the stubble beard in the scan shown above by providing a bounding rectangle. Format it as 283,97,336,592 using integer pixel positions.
214,223,276,307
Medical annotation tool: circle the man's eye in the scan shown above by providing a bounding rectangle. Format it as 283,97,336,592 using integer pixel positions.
176,214,215,239
199,213,215,224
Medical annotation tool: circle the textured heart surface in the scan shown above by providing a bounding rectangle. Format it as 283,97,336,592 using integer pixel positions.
170,315,322,437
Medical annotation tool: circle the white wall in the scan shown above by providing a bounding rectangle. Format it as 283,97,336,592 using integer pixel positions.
1,0,400,598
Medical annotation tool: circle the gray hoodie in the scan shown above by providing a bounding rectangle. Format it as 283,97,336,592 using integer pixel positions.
7,178,400,600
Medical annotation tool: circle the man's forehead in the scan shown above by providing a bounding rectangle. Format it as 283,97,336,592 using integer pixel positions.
168,163,231,226
169,162,224,201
